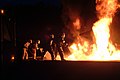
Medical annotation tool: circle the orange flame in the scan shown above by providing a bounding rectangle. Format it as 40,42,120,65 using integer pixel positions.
65,0,120,61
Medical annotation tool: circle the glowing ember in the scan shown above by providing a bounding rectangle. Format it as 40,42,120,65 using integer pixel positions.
11,56,15,60
1,9,4,14
65,0,120,61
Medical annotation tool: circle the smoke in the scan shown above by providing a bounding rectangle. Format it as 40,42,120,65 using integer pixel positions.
61,0,82,44
61,0,97,44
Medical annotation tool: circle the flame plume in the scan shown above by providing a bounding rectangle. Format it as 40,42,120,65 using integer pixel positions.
65,0,120,61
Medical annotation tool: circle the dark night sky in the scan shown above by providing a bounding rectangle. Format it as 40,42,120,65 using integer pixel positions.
1,0,63,40
0,0,61,7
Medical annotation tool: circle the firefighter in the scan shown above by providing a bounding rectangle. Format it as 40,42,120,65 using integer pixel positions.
30,41,38,60
22,39,32,60
57,32,67,61
50,34,58,60
41,34,55,60
36,40,44,59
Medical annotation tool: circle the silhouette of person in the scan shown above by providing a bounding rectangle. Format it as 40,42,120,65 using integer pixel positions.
50,34,58,60
36,40,43,58
41,34,55,60
22,39,32,60
56,32,67,61
31,41,37,60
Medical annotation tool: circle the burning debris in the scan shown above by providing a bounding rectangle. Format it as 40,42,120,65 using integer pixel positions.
64,0,120,61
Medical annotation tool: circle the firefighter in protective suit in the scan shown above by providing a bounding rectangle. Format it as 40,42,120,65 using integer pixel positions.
49,34,58,60
57,33,67,61
22,39,32,60
41,34,55,60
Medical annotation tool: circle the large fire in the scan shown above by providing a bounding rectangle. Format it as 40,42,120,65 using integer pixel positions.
65,0,120,61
